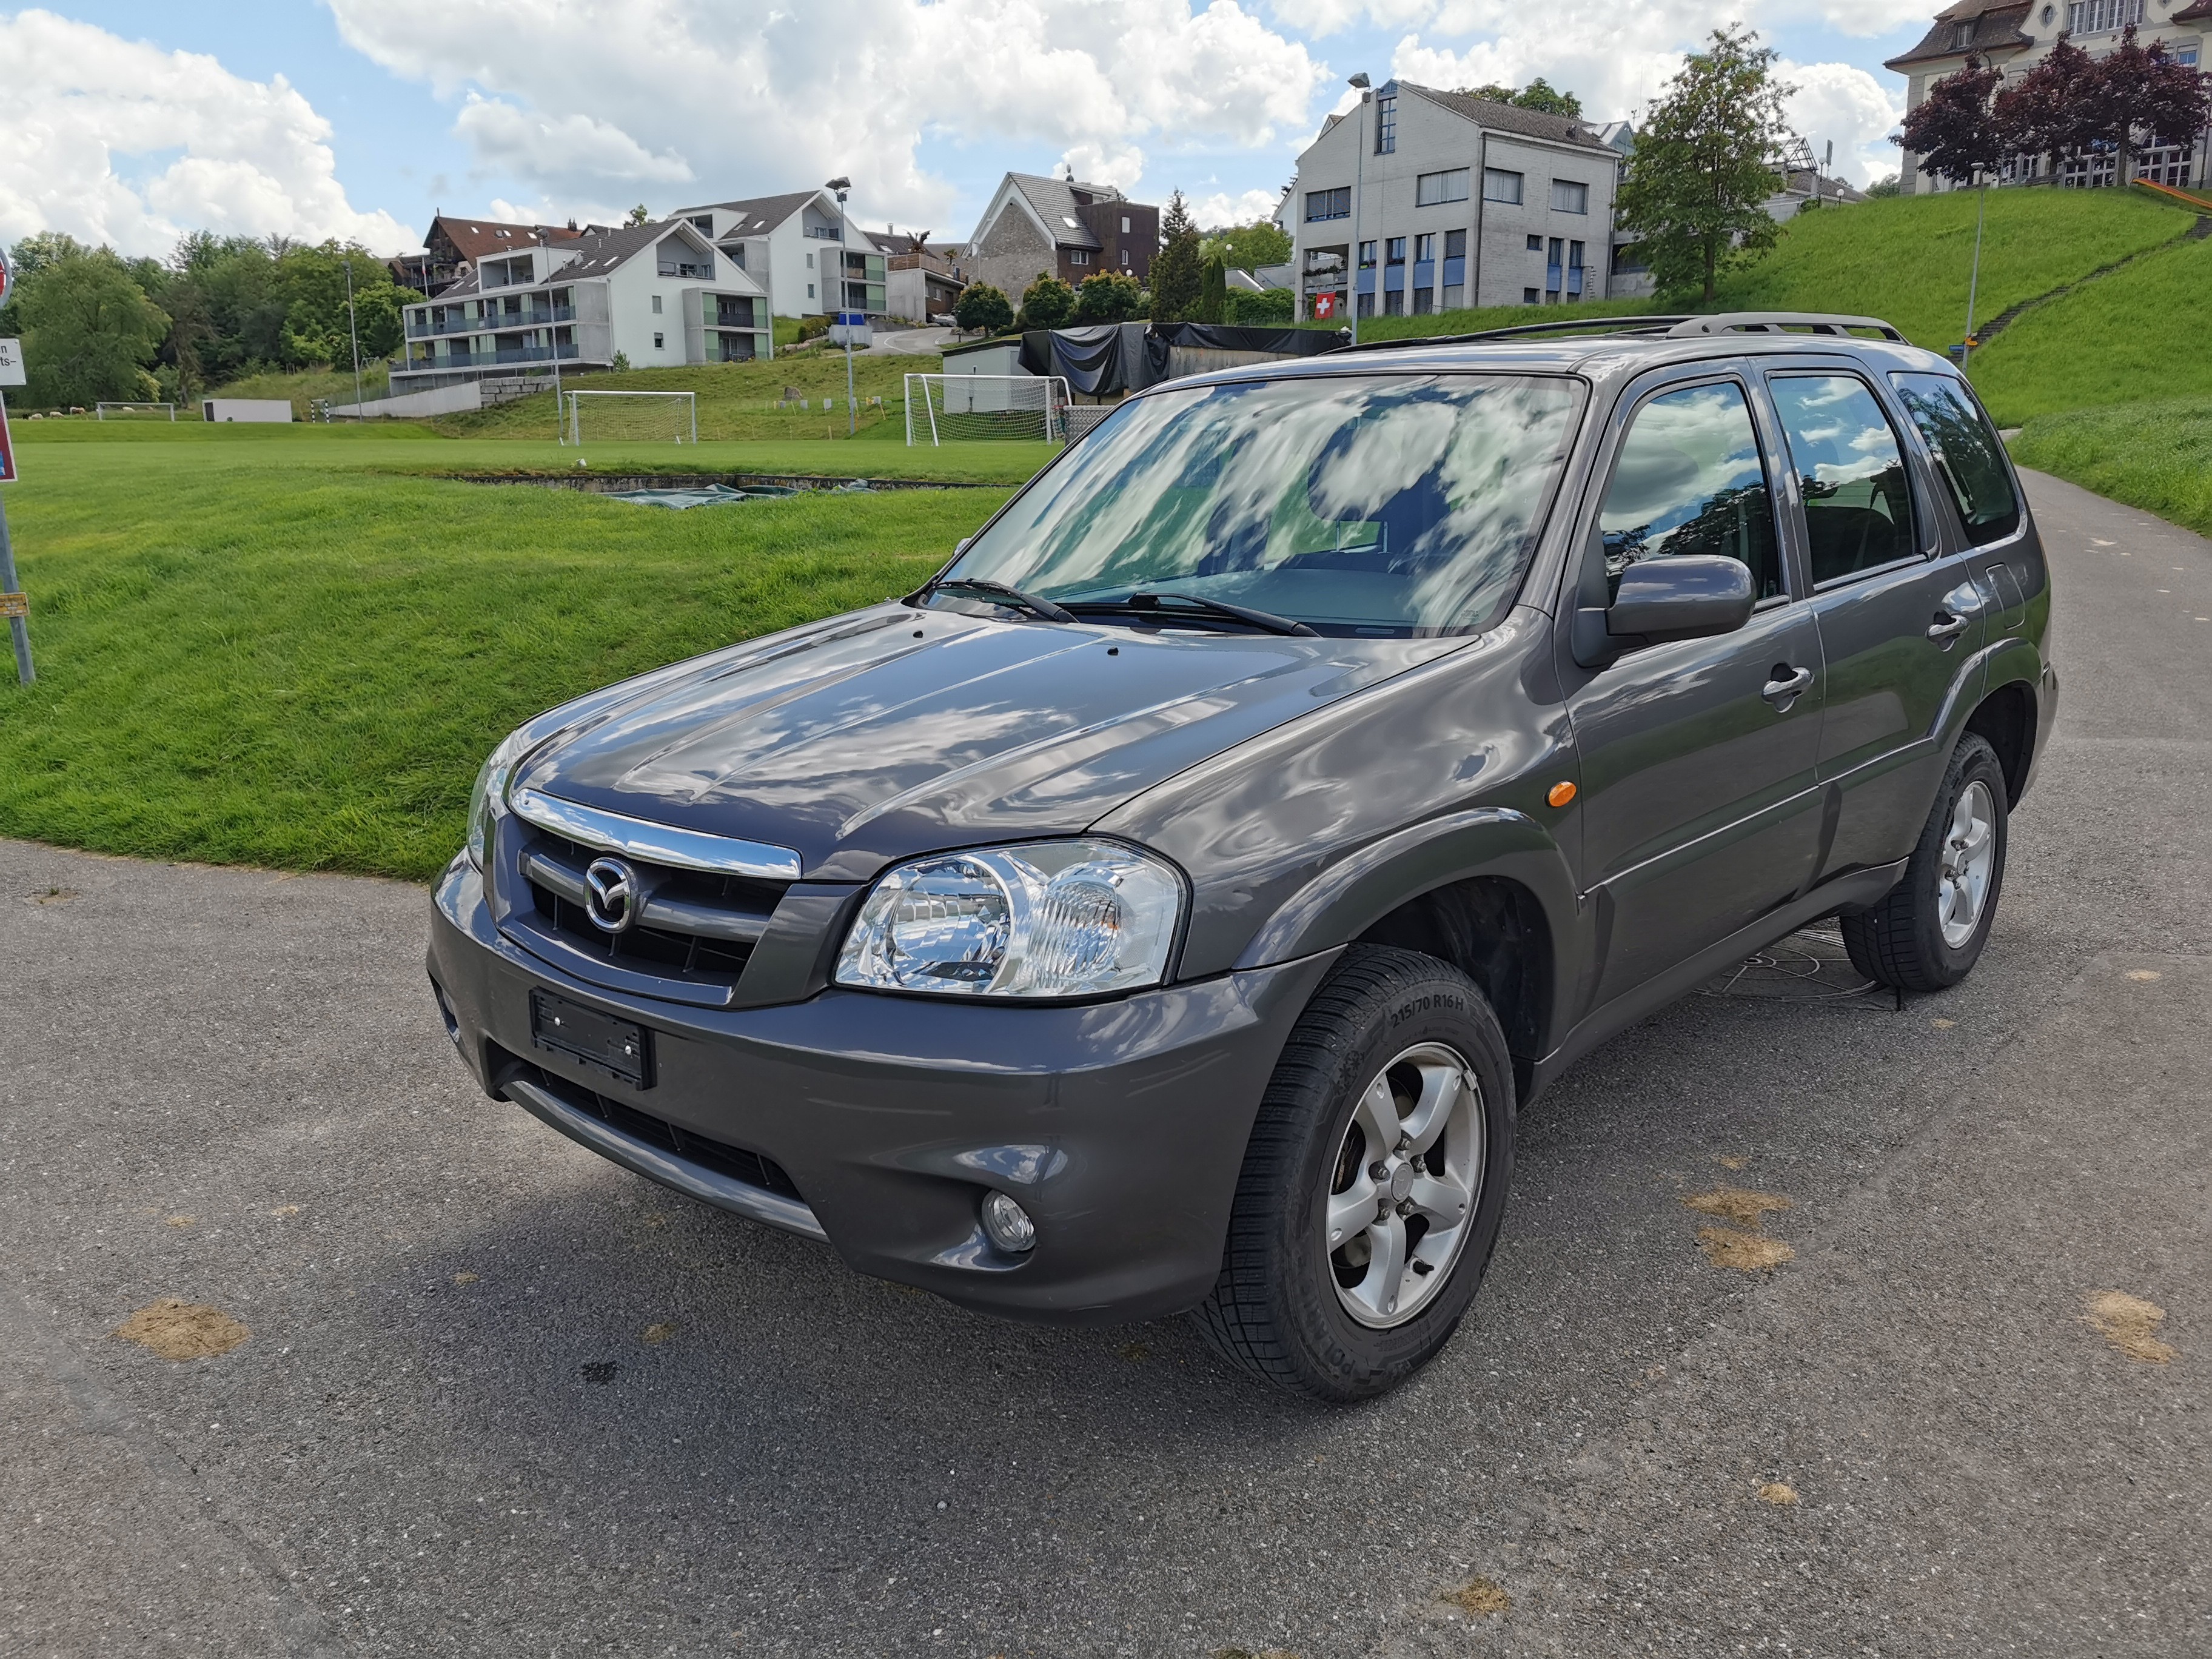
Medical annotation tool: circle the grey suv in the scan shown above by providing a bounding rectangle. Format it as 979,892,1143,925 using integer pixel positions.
427,313,2054,1400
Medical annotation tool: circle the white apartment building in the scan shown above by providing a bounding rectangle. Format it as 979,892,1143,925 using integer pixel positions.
394,219,772,394
1889,0,2210,190
1289,81,1627,320
669,190,887,320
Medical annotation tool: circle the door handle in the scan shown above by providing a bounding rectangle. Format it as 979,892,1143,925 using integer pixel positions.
1927,611,1970,643
1761,665,1814,705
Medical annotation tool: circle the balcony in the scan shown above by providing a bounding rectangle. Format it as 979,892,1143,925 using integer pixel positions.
407,304,572,339
406,344,585,369
659,262,714,280
805,226,842,240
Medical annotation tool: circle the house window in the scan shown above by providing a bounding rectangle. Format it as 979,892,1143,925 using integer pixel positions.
1305,187,1352,221
805,252,814,267
1415,233,1435,262
1375,95,1396,153
1358,240,1377,267
1121,249,1131,266
688,215,713,233
1121,215,1131,232
654,332,664,349
651,294,663,313
806,283,815,298
1954,20,1974,45
1445,229,1466,259
1524,287,1540,303
1069,249,1090,264
1550,179,1589,214
1416,168,1470,206
1527,233,1544,251
1386,236,1406,263
2064,0,2140,30
1483,168,1524,204
2180,45,2201,65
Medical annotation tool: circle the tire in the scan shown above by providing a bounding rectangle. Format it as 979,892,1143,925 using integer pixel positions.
1195,945,1515,1402
1841,732,2009,993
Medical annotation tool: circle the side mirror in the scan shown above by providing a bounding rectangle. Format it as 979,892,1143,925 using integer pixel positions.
1572,554,1755,668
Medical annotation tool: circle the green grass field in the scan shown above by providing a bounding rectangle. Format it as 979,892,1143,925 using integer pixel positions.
0,432,1026,879
2011,397,2212,537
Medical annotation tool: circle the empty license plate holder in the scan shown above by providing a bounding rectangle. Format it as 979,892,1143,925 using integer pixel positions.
529,988,654,1088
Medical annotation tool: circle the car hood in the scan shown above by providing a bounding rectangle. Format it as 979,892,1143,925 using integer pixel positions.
512,606,1458,880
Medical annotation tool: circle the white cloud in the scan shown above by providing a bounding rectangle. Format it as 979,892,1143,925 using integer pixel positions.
0,9,413,256
1780,59,1905,184
1191,186,1291,226
325,0,1327,236
1061,140,1148,195
1265,0,1438,36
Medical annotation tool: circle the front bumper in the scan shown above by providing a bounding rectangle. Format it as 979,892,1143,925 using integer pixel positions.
427,857,1338,1324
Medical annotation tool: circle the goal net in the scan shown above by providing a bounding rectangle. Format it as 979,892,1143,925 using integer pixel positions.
562,390,697,446
905,374,1071,444
95,402,178,421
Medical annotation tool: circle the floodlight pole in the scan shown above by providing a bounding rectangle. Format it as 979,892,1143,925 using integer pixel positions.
829,177,857,435
1347,73,1372,344
344,256,365,421
542,226,565,444
1962,177,1987,370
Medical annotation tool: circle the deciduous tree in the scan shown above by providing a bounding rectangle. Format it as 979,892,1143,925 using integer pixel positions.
1994,35,2100,172
1899,56,2005,185
1615,27,1797,302
2088,25,2211,178
7,243,170,408
1459,78,1584,119
1199,219,1292,269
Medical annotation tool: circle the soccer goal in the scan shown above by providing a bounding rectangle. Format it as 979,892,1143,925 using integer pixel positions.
561,389,697,446
905,374,1071,445
95,401,178,421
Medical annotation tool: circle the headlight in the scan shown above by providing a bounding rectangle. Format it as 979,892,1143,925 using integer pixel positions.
835,840,1184,999
465,728,534,868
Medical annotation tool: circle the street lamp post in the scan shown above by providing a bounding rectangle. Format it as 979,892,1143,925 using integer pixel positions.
1347,73,1371,346
827,176,857,436
343,256,365,421
1961,175,1988,371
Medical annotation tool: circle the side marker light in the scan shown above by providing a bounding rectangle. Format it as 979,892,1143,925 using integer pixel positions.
1547,781,1578,808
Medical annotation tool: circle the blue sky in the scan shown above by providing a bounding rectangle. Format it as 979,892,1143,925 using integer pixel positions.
2,1,1940,259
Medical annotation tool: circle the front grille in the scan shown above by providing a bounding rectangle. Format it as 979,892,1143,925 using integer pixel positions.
516,828,788,988
497,1054,804,1201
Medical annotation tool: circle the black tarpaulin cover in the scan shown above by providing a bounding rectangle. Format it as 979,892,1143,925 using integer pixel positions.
1016,321,1348,396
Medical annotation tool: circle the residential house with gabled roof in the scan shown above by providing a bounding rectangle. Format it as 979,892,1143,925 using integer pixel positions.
1887,0,2209,191
862,228,971,325
392,218,771,395
667,189,881,321
964,173,1159,302
1289,81,1626,318
389,214,593,297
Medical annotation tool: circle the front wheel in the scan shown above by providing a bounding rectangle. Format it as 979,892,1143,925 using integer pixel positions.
1842,731,2009,993
1195,946,1515,1401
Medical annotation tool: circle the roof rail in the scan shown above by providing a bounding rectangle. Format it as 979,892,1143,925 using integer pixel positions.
1664,312,1905,341
1336,310,1905,354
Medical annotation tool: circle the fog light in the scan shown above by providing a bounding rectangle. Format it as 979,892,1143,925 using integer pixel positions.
980,1191,1036,1254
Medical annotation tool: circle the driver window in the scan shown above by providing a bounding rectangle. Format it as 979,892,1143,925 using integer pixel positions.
1597,382,1782,602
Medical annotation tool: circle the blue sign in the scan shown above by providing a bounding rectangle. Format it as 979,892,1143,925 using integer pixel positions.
836,310,868,326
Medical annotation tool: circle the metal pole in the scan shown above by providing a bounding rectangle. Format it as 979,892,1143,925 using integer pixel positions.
0,490,32,686
1962,179,1986,370
1350,98,1366,345
344,258,364,420
837,189,857,435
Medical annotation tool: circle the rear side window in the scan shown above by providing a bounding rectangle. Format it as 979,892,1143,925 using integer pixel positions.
1890,372,2020,546
1769,374,1916,585
1597,382,1783,601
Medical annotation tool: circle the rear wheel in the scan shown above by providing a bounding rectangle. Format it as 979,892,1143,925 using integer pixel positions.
1842,732,2009,993
1195,945,1515,1401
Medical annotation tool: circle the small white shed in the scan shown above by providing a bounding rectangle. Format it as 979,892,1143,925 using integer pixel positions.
201,399,294,423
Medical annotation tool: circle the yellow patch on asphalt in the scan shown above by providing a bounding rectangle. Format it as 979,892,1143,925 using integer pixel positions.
2086,1291,2177,1363
269,1204,301,1217
452,1272,479,1285
115,1299,250,1360
1717,1155,1748,1170
1758,1482,1799,1506
1118,1341,1150,1362
28,887,78,905
1931,1017,1956,1028
164,1215,195,1228
2125,969,2162,983
1683,1186,1792,1227
1697,1227,1795,1270
642,1321,679,1346
1443,1577,1511,1615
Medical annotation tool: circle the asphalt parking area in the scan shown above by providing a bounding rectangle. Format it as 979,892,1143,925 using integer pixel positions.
2,471,2206,1657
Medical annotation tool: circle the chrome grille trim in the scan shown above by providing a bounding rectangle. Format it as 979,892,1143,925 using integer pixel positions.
520,847,772,945
509,787,802,880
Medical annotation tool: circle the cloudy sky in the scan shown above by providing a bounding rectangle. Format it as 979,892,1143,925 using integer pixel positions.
0,0,1934,260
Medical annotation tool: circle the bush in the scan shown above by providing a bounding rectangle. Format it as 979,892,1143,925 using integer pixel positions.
1016,275,1076,330
1228,286,1295,325
796,314,833,342
953,283,1013,335
1071,272,1144,323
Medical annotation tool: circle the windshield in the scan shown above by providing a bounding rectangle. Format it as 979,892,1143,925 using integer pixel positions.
939,372,1587,637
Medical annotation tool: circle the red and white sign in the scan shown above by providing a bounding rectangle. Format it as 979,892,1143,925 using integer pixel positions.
1310,291,1338,320
0,244,12,310
0,394,15,485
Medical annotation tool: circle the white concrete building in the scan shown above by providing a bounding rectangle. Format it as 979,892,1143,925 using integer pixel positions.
1288,81,1626,320
669,190,885,320
394,219,771,394
1888,0,2210,191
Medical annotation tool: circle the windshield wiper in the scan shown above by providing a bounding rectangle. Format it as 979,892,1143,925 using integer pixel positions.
917,577,1075,624
1061,591,1319,637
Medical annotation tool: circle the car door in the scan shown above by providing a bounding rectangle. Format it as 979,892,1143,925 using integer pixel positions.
1760,364,1988,876
1561,369,1828,1008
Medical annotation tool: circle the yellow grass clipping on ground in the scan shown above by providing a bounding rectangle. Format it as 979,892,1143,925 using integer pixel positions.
1684,1185,1797,1271
1758,1482,1800,1506
115,1298,250,1360
1444,1577,1512,1615
2085,1290,2177,1363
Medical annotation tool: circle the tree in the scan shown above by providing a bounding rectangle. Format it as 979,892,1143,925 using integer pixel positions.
1195,254,1228,324
1459,78,1584,119
1865,174,1903,198
1615,26,1797,302
1016,273,1075,329
275,243,405,366
1994,35,2099,173
1899,56,2005,186
626,204,651,226
953,283,1014,335
1071,271,1144,323
1199,219,1292,269
1148,190,1202,323
7,244,170,407
2088,25,2211,179
1228,286,1295,325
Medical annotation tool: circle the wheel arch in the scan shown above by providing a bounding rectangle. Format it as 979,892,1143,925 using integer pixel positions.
1965,674,2037,806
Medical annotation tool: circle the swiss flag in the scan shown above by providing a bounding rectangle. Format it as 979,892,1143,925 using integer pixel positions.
1311,292,1337,320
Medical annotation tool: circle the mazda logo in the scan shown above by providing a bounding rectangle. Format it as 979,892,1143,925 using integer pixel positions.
583,857,640,933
